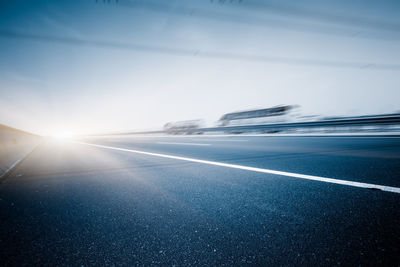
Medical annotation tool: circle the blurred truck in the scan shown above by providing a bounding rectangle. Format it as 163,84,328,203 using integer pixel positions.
163,119,205,134
218,105,298,127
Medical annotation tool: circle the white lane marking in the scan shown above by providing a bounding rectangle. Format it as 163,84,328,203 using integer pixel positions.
156,142,211,146
0,143,41,180
75,141,400,194
195,139,248,142
0,157,25,179
87,134,400,139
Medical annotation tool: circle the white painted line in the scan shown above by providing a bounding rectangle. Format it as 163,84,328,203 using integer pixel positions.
75,141,400,194
0,157,25,179
86,132,400,139
0,143,41,180
156,142,211,146
195,139,248,142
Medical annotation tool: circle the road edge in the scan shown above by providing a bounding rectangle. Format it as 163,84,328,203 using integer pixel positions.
0,141,42,184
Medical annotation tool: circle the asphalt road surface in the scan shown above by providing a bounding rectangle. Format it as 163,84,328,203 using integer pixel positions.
1,135,399,266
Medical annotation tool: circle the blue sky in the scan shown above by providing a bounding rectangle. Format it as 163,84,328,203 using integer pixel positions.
0,0,399,135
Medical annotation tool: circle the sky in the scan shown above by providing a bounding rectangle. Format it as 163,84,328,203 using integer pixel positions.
0,0,399,135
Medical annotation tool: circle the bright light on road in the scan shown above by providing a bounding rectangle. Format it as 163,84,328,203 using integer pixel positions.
49,131,76,141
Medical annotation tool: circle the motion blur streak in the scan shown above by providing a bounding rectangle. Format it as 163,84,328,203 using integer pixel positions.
120,0,400,38
1,30,399,70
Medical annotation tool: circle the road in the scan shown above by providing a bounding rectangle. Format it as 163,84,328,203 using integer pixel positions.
1,135,399,265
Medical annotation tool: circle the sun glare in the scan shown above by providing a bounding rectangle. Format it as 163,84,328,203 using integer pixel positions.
49,131,76,141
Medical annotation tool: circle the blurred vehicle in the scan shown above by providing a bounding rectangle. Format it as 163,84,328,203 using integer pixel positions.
163,119,205,134
218,105,298,126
